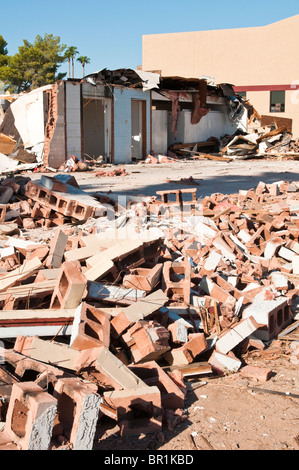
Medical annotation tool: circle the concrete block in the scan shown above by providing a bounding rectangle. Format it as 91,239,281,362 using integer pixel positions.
73,346,146,391
168,320,189,344
208,350,242,375
110,289,168,337
50,260,87,309
129,361,185,410
4,382,57,450
162,259,191,303
46,229,68,268
122,320,170,363
14,336,82,371
53,377,101,450
216,316,261,355
123,263,163,292
242,296,293,340
164,333,208,365
0,186,13,204
103,385,162,436
70,302,111,350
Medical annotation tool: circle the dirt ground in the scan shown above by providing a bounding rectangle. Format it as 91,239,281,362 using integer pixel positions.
29,157,299,452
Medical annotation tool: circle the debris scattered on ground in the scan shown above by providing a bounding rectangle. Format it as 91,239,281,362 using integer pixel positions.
0,172,298,450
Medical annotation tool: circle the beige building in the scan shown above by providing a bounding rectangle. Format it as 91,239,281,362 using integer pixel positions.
142,15,299,136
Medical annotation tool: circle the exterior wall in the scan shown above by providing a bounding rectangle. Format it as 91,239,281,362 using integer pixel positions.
245,90,299,135
65,82,82,158
113,87,151,164
142,15,299,136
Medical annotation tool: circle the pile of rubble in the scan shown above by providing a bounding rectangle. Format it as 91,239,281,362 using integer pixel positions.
0,173,298,450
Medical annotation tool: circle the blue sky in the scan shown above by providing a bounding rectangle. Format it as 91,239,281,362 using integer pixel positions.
1,0,299,78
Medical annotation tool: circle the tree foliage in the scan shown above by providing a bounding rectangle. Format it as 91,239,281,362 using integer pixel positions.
0,33,67,92
77,56,90,77
65,46,79,78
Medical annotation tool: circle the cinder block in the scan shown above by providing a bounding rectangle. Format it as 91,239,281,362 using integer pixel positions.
4,382,57,450
129,361,185,410
164,332,208,366
110,290,168,338
216,316,261,355
53,377,101,450
46,229,68,268
162,259,191,303
242,297,293,340
103,385,162,436
50,260,86,309
70,302,111,350
122,320,170,363
200,276,236,307
168,320,189,344
73,346,146,391
122,263,163,292
208,350,242,375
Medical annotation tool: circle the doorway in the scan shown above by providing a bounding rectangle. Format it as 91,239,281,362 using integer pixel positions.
131,99,146,160
82,98,111,162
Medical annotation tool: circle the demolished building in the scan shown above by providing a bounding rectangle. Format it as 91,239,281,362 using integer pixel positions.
0,70,249,171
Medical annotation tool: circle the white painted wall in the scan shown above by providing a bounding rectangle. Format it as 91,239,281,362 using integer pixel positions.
113,88,151,164
168,108,247,146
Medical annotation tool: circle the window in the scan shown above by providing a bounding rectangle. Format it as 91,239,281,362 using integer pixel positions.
270,90,285,113
237,91,247,100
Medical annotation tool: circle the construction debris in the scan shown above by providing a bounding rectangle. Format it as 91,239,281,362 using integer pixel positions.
0,172,298,450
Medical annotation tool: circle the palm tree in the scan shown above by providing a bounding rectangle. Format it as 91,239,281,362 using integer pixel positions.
65,46,79,78
77,56,90,77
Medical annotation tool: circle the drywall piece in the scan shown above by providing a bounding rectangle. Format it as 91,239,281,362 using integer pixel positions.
278,246,296,261
0,133,17,155
292,255,299,274
201,250,222,274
